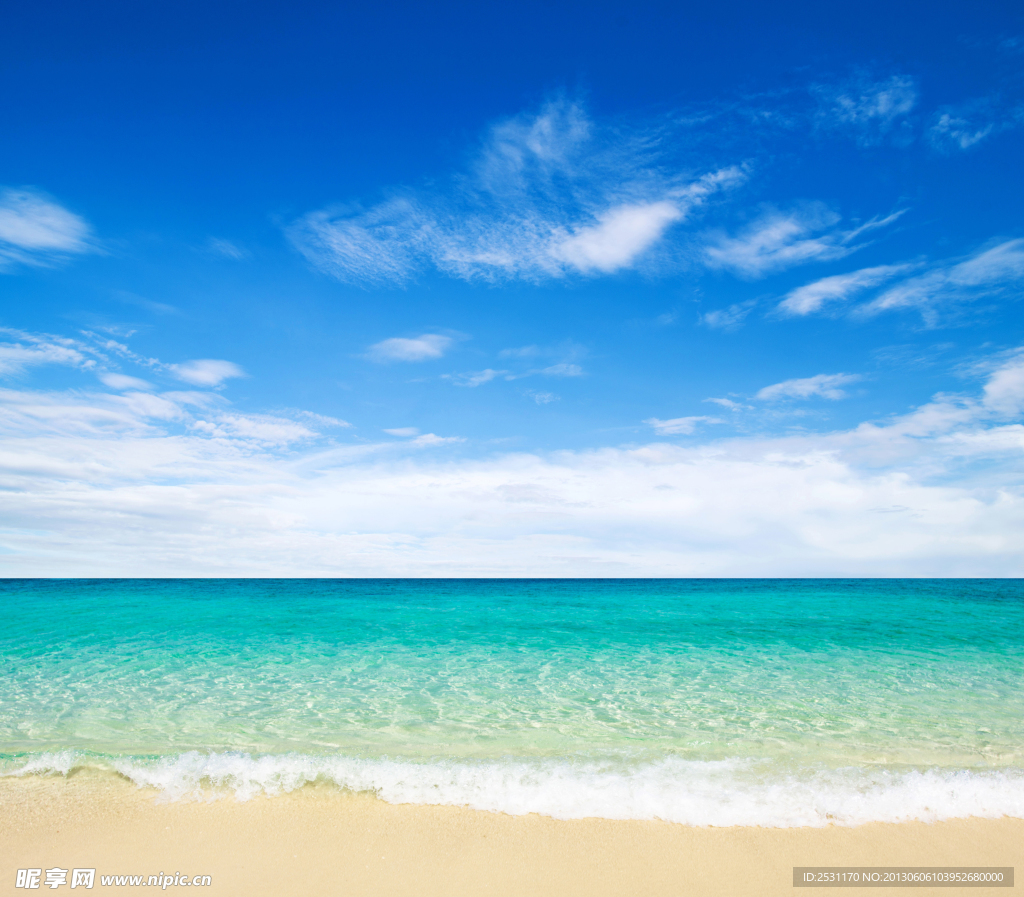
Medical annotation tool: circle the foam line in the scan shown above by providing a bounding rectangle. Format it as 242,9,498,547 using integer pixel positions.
4,751,1024,827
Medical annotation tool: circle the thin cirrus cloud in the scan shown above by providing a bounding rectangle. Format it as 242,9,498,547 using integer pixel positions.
0,330,245,395
368,333,454,362
756,373,861,401
168,359,246,387
704,205,904,278
777,263,919,316
700,300,757,330
0,188,95,269
0,329,98,376
99,373,153,391
928,97,1024,152
206,237,249,260
858,239,1024,321
443,369,508,388
445,354,585,387
288,99,745,286
813,74,917,145
644,415,722,435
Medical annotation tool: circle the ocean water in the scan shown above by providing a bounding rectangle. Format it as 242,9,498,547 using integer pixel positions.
1,578,1022,826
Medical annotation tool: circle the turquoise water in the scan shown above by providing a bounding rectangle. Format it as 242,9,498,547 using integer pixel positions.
2,579,1023,825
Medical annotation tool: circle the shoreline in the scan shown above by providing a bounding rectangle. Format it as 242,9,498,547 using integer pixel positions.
2,775,1021,896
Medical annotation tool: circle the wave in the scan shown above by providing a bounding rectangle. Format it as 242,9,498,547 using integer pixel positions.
4,751,1024,828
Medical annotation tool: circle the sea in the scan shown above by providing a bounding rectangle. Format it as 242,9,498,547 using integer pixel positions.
2,579,1022,827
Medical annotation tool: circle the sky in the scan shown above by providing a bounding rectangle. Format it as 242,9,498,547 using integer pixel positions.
1,0,1023,576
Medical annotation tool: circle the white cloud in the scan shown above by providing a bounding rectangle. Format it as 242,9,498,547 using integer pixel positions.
368,334,454,362
860,239,1024,320
499,345,540,359
705,397,747,411
0,189,95,269
540,363,583,377
0,329,98,376
169,359,246,387
525,391,558,404
384,427,420,437
756,373,861,401
778,263,917,316
443,368,507,387
980,351,1024,417
927,96,1024,152
929,113,994,151
704,207,902,278
0,351,1023,576
288,100,744,285
644,416,721,435
99,373,153,391
296,411,351,429
700,300,756,330
548,201,684,274
411,433,464,447
814,74,917,144
191,413,317,446
206,237,249,260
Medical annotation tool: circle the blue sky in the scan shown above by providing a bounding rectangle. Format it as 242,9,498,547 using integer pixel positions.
2,0,1023,575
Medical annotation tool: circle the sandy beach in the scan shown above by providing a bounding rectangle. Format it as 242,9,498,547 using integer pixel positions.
1,774,1019,897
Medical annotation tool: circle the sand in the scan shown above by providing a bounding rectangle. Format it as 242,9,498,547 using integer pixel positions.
1,773,1020,896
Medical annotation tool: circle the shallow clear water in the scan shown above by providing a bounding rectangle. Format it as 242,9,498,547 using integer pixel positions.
2,579,1022,825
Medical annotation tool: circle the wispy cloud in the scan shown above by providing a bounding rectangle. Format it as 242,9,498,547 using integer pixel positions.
443,368,507,387
453,341,588,385
814,74,917,145
169,359,246,387
704,206,903,278
756,373,861,401
368,333,454,362
928,96,1023,152
411,433,464,447
99,373,153,391
644,415,722,435
384,427,420,437
705,397,748,411
499,345,541,359
206,237,249,260
0,329,99,376
700,300,757,330
859,239,1024,321
288,99,745,286
115,291,179,316
191,412,319,446
929,112,995,151
0,189,96,270
539,363,583,377
778,263,918,316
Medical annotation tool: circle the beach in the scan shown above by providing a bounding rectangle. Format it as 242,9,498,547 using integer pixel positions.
2,579,1022,893
3,774,1021,897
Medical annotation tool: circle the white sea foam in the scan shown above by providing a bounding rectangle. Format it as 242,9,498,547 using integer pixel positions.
5,751,1024,827
3,750,82,777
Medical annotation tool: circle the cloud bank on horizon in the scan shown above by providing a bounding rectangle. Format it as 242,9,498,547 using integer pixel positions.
0,335,1022,576
2,1,1024,576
